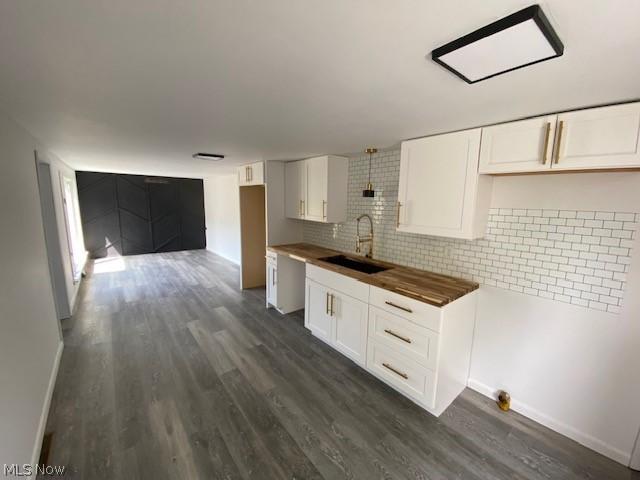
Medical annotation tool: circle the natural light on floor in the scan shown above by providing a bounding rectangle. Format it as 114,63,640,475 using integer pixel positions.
93,256,126,274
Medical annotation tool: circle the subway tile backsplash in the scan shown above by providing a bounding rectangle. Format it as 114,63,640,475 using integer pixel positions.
303,150,638,313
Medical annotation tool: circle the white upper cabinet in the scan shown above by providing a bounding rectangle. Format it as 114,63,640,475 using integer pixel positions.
285,160,305,219
479,115,557,173
304,156,329,222
478,102,640,174
552,103,640,170
238,161,264,186
397,128,492,240
285,155,348,223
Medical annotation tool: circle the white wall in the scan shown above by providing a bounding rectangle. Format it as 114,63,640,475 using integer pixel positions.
265,161,304,246
0,112,63,468
203,174,241,264
469,171,640,465
38,151,86,316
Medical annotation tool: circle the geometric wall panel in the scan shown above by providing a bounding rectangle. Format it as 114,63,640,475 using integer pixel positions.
76,171,205,258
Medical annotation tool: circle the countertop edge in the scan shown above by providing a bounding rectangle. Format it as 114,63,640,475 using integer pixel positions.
267,243,479,308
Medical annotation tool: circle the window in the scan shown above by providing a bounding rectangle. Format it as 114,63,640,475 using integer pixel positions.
60,174,84,282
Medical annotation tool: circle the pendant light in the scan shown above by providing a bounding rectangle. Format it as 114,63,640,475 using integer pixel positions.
362,148,377,197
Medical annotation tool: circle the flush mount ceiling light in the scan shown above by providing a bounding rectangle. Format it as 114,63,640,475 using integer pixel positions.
431,4,563,84
192,152,225,160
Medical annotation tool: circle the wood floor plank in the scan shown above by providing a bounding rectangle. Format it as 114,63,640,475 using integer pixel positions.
41,250,636,480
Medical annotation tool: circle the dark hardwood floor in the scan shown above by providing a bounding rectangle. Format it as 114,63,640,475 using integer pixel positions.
43,250,637,479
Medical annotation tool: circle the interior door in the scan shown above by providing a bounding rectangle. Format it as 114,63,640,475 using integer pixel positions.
305,279,332,343
397,129,481,236
305,156,328,222
285,161,305,219
552,102,640,170
332,292,368,366
479,115,556,173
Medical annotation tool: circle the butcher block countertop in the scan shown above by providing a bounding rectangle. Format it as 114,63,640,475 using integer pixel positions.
267,243,478,307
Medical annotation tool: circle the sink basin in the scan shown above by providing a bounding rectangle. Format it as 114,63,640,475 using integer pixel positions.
319,255,390,274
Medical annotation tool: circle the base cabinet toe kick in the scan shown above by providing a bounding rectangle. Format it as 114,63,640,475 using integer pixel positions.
303,263,477,417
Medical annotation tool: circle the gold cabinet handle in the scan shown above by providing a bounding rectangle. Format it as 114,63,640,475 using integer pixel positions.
382,362,408,379
249,166,253,182
385,301,413,313
554,120,564,164
272,268,276,286
326,292,330,315
245,166,249,182
384,329,412,344
541,122,551,164
330,293,335,316
396,201,402,228
302,200,305,217
322,200,327,219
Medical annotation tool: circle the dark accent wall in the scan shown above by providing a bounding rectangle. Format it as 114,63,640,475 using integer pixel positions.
76,171,206,258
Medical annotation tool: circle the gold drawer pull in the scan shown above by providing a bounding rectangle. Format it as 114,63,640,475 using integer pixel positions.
554,120,564,164
384,329,412,344
541,121,551,164
382,362,408,379
385,301,413,313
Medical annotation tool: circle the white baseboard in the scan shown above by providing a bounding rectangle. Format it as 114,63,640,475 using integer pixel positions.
467,378,631,466
205,247,240,265
30,340,64,467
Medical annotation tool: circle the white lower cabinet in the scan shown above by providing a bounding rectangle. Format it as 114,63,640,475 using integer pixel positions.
304,264,478,417
367,340,436,408
305,279,333,343
332,290,368,366
266,261,277,308
305,277,368,366
266,250,306,314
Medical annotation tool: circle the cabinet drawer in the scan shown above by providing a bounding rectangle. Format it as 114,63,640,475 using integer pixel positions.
367,340,436,408
266,250,278,264
369,286,442,332
368,306,438,370
306,264,369,303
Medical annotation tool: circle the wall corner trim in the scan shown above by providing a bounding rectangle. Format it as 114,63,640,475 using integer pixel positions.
30,340,64,467
466,378,631,466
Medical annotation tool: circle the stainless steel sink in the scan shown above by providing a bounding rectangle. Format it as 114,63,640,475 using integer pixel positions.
319,255,390,274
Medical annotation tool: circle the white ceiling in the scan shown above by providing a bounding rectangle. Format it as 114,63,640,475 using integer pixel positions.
1,0,639,177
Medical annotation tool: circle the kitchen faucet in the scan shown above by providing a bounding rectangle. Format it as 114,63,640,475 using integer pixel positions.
356,213,374,259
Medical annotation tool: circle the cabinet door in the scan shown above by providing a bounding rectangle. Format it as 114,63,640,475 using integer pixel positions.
237,165,249,186
552,103,640,170
332,292,368,366
397,128,483,239
479,115,556,173
304,279,332,343
247,162,264,185
285,161,305,219
266,263,277,307
305,156,328,222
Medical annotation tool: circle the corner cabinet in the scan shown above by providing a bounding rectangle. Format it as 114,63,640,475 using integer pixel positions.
285,155,348,223
479,102,640,174
397,128,493,240
238,162,264,186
